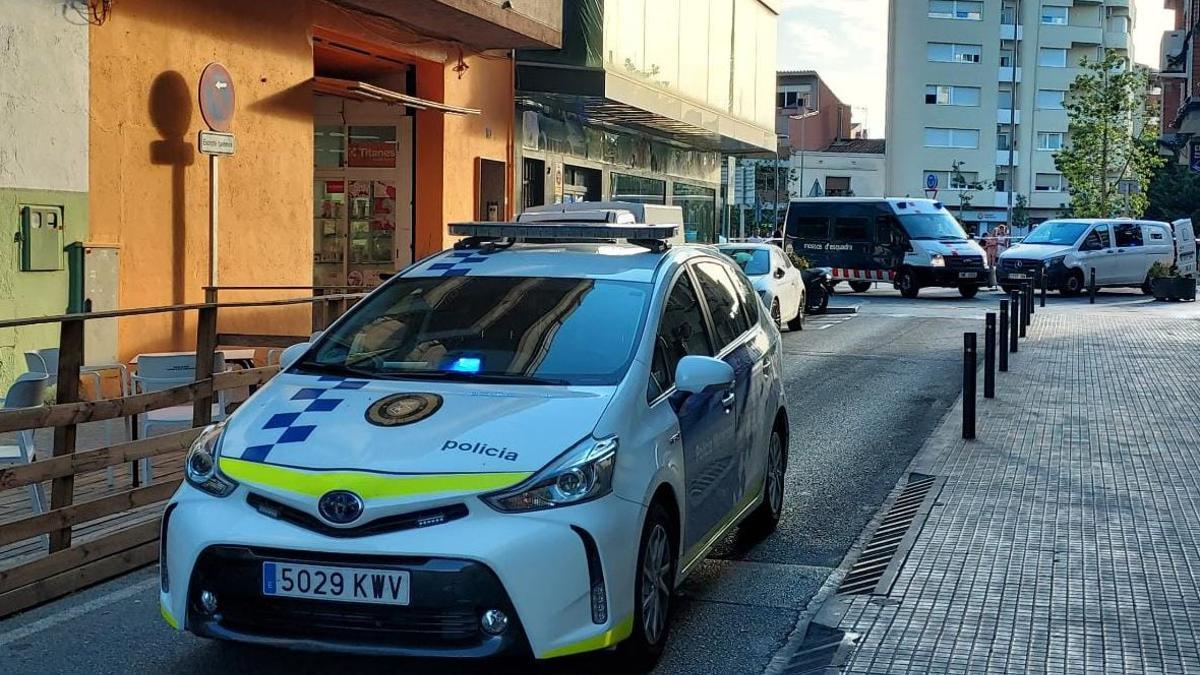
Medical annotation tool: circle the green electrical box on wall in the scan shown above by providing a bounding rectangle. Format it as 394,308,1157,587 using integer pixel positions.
18,205,65,271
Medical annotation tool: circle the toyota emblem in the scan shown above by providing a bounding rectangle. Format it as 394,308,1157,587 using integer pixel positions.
318,490,364,524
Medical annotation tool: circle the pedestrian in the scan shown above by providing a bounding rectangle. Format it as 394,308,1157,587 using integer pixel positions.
982,228,999,267
771,226,784,247
995,224,1009,257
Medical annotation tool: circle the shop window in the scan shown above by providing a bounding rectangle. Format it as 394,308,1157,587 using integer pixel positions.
347,126,397,168
315,125,345,168
611,173,666,205
672,182,716,243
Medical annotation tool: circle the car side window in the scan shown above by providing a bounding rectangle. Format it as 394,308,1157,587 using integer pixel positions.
693,262,751,351
1114,223,1143,248
728,265,760,326
1082,225,1110,251
1149,227,1166,242
648,272,713,402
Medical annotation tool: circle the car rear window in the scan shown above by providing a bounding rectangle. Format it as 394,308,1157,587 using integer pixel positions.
300,276,650,386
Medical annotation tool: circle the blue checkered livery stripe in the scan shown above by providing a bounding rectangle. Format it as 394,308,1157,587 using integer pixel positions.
241,376,368,462
426,251,491,276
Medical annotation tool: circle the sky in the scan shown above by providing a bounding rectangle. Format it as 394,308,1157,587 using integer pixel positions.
775,0,1175,137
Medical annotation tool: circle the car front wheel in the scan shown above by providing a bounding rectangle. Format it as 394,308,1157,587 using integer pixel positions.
618,503,677,671
897,269,919,298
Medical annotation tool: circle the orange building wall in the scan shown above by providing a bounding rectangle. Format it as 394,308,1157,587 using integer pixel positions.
90,1,514,361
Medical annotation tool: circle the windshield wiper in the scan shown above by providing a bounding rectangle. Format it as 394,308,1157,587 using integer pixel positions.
292,360,380,380
378,370,569,386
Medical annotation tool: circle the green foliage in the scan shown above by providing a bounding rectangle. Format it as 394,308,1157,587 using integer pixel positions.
1011,194,1030,230
1148,261,1179,279
785,250,810,270
1144,161,1200,224
1055,50,1165,218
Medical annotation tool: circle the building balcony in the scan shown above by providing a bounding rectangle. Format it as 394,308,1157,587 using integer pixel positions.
1104,31,1133,50
997,108,1021,124
998,66,1022,83
996,149,1019,166
340,0,562,49
1001,23,1023,41
1067,25,1104,46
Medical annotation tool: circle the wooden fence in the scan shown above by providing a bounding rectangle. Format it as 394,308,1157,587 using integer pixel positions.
0,289,366,618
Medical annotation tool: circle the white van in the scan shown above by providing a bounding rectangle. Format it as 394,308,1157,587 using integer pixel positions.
997,218,1197,295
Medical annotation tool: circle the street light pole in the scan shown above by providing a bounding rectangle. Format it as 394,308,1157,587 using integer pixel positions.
790,109,819,197
1005,0,1021,231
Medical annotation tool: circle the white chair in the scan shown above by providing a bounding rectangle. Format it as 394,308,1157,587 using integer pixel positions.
132,353,228,481
0,373,50,515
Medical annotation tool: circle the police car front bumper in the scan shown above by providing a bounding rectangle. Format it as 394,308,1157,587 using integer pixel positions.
913,267,987,287
160,482,646,660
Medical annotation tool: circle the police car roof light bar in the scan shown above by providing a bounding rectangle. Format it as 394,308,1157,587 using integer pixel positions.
449,221,679,253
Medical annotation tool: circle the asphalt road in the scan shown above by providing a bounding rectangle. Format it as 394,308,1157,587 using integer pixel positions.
0,295,981,675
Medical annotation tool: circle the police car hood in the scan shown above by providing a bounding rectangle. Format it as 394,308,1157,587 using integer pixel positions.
216,373,614,503
1002,243,1075,260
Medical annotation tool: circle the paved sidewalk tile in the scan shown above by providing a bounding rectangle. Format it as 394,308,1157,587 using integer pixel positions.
835,312,1200,674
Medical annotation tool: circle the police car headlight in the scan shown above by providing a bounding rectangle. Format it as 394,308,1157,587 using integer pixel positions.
184,422,238,498
484,437,618,512
930,254,946,268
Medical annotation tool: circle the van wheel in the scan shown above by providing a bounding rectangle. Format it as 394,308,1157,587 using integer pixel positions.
617,503,676,671
849,281,872,293
958,285,979,299
897,269,919,298
1061,271,1084,296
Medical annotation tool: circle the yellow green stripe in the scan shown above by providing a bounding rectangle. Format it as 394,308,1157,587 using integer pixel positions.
219,457,531,500
539,615,635,659
160,602,179,630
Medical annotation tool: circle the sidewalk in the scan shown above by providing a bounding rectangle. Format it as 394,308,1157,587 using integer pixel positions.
826,310,1200,674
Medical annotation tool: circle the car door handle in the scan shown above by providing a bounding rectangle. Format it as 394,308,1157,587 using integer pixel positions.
721,391,736,410
669,431,681,445
1117,248,1125,253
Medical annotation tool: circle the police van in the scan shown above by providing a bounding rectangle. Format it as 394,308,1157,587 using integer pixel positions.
783,198,990,298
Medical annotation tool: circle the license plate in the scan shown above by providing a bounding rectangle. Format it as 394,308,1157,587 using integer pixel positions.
262,561,410,605
958,272,978,279
1007,272,1030,280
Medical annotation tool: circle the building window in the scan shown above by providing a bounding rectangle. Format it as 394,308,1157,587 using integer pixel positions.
929,0,983,20
927,42,982,63
776,91,810,109
1038,48,1068,68
997,131,1012,151
1041,6,1068,25
924,127,980,149
1034,173,1066,192
998,89,1014,109
923,170,979,191
671,182,716,243
994,173,1008,192
1037,132,1065,150
1036,89,1066,109
925,85,981,106
824,176,851,197
611,173,666,205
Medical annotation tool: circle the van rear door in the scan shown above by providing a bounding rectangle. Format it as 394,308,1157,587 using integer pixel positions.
1174,219,1197,277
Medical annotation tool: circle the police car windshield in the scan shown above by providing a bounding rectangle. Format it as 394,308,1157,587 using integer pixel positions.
898,213,970,241
716,247,770,276
1022,221,1090,246
297,276,650,386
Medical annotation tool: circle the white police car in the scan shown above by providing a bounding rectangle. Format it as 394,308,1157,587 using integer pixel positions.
160,205,790,669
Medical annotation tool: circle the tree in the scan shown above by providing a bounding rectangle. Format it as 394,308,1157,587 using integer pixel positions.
1011,194,1030,231
950,160,993,225
1055,49,1164,218
1144,161,1200,224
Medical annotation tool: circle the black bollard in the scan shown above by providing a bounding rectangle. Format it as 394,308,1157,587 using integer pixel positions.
1040,271,1047,308
999,300,1010,372
1027,281,1035,317
1089,267,1097,304
963,332,976,440
984,313,996,398
1019,287,1028,338
1010,291,1020,353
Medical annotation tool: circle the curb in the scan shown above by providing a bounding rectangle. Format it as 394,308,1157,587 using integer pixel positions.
824,305,859,315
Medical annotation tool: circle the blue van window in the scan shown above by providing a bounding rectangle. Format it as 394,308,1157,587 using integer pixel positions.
792,216,829,239
834,217,871,241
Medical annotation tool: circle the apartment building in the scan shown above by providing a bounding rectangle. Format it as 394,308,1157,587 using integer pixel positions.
1160,0,1200,158
886,0,1135,231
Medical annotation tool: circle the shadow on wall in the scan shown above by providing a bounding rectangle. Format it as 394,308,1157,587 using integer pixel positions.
148,70,195,347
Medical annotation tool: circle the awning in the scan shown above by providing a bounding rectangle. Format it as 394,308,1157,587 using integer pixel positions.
312,76,480,116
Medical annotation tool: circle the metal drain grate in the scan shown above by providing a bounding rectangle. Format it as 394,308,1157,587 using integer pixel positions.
837,473,942,596
780,623,859,675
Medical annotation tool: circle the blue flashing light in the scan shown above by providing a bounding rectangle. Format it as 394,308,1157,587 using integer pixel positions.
448,357,482,373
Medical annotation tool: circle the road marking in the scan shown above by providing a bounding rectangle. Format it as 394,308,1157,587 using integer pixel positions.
807,314,856,330
0,577,158,647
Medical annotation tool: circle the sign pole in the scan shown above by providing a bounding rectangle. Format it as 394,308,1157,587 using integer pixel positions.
210,154,219,288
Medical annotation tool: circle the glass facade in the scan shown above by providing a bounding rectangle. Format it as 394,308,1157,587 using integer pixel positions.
672,182,716,243
611,173,666,204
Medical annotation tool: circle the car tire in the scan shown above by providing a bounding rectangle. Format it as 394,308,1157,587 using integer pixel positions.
897,269,919,298
806,286,829,315
787,309,804,331
849,281,872,293
617,502,677,671
743,424,787,538
770,299,782,328
1060,270,1084,296
958,285,979,299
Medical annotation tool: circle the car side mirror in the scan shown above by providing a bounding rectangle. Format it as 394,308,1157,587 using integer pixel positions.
674,355,735,394
773,268,785,279
279,342,312,370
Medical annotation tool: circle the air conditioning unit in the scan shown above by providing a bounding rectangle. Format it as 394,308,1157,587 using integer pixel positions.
1161,30,1187,74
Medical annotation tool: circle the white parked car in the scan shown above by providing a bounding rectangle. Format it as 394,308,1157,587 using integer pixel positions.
160,210,790,671
998,219,1197,295
716,244,806,330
